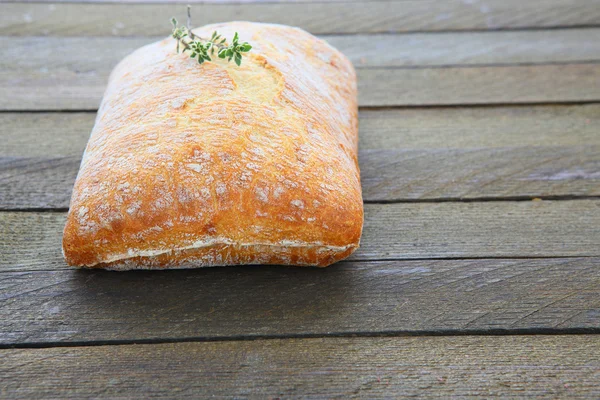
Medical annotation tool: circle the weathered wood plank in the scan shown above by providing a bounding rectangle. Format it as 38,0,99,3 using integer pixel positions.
2,336,600,398
3,29,600,68
3,0,600,36
335,29,600,68
2,33,600,109
2,201,599,272
0,156,78,209
4,105,599,156
3,146,600,208
4,29,600,76
358,64,600,107
1,113,94,157
361,146,600,201
2,105,600,207
3,61,600,110
358,105,600,150
0,258,599,344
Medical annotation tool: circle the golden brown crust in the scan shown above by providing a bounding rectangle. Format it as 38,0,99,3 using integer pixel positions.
62,22,362,269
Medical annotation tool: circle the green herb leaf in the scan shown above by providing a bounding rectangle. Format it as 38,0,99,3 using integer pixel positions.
169,9,250,67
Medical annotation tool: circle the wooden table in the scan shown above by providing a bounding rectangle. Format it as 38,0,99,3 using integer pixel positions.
1,0,600,397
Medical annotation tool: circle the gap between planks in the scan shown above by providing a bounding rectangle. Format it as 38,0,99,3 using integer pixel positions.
1,255,600,274
4,196,600,214
3,101,600,113
2,328,600,350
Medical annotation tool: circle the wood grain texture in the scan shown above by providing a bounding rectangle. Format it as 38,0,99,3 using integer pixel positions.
2,33,600,109
3,62,600,110
2,336,600,398
4,29,600,75
1,156,81,209
333,29,600,68
361,146,600,201
3,147,600,208
3,105,599,156
2,0,600,36
2,201,599,272
1,258,599,344
3,29,600,67
1,113,94,157
2,105,599,207
358,105,600,150
2,1,599,393
358,64,600,107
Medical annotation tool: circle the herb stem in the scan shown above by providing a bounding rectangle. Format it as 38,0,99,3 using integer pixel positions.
178,36,228,52
186,5,196,40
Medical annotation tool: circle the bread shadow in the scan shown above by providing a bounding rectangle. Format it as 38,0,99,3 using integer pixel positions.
69,263,358,339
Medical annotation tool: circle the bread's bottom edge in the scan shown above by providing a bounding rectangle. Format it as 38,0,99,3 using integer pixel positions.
70,241,360,271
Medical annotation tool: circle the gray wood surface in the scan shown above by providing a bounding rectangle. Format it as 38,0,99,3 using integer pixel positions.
335,29,600,68
2,201,599,272
358,105,600,150
2,34,600,109
4,105,599,207
361,146,600,201
3,29,600,67
1,0,599,395
359,64,600,107
4,105,600,156
3,62,600,110
3,148,600,208
2,336,600,398
1,258,599,345
3,0,600,36
0,0,600,399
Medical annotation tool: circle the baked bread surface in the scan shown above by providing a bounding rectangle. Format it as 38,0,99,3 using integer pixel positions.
63,22,363,269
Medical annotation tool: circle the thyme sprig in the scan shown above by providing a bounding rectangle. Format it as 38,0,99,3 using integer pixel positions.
171,6,252,66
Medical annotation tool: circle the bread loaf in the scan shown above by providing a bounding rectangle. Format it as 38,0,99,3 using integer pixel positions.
62,22,363,270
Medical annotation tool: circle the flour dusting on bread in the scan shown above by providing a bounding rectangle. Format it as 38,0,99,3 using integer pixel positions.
63,22,362,269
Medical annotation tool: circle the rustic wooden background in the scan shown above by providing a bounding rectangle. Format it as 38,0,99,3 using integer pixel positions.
1,0,600,397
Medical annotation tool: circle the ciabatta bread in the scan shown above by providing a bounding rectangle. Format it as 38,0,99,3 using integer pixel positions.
62,22,363,270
